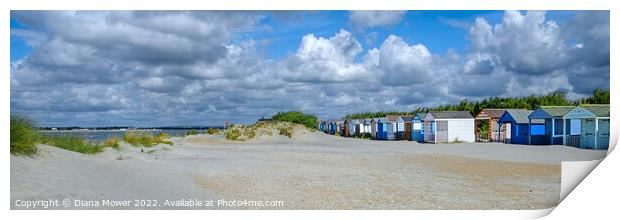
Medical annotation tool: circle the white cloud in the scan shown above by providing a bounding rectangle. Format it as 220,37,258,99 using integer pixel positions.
9,11,609,126
349,11,406,30
377,35,433,86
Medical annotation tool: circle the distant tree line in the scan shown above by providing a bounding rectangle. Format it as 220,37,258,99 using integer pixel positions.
344,89,610,119
271,111,318,130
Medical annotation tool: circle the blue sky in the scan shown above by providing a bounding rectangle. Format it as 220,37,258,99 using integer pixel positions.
9,11,608,126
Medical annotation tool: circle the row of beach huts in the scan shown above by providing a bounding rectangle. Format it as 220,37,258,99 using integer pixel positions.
318,105,610,150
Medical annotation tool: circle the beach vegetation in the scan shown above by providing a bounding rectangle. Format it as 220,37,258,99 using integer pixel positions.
448,138,465,144
225,126,242,141
124,131,173,147
103,136,121,149
185,129,202,136
10,115,39,156
359,133,372,139
206,128,220,135
271,111,318,130
39,135,104,154
278,126,293,138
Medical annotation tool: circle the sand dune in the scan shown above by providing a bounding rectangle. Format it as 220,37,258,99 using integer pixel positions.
11,131,606,209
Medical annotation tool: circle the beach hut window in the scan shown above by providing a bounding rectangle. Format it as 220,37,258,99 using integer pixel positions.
570,119,581,136
413,122,422,130
531,125,545,135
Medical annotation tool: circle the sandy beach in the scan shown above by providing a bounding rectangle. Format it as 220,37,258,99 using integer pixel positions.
11,131,607,210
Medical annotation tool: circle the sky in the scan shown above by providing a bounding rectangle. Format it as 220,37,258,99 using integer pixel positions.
10,10,610,127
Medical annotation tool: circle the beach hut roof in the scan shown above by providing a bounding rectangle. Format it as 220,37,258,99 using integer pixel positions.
345,119,360,124
401,116,414,121
581,105,610,117
428,111,473,119
363,119,372,124
385,115,406,122
414,112,427,120
500,109,533,124
475,109,506,119
376,117,389,123
530,106,575,118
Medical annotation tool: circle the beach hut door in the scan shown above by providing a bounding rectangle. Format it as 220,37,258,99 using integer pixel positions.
582,119,596,149
436,121,448,143
505,123,511,140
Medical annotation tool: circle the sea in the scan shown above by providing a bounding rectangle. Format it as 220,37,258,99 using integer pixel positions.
38,129,210,142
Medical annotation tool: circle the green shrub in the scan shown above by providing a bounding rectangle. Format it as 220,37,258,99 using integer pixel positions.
39,135,103,154
10,115,39,156
271,111,318,130
206,128,220,135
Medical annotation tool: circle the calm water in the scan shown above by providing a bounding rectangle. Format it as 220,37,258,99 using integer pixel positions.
38,129,204,142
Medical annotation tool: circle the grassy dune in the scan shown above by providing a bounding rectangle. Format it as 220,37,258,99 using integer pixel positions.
10,115,174,156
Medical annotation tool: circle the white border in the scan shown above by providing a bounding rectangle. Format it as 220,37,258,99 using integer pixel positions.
2,0,617,219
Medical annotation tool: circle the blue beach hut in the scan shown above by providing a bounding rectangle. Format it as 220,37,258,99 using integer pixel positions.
528,106,575,145
412,113,427,142
375,117,392,140
562,105,610,150
497,109,533,145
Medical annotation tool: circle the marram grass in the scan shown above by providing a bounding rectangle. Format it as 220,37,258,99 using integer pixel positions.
10,115,39,156
124,131,173,147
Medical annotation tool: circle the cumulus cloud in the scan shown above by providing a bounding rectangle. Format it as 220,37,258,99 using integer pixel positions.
9,11,609,126
454,10,609,99
349,11,406,30
377,35,433,86
284,29,369,82
467,11,570,76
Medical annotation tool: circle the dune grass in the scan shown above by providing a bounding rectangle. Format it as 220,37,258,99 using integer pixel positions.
185,129,202,136
278,126,293,138
10,115,39,156
207,128,220,135
39,135,104,154
103,136,121,149
124,131,173,147
225,126,242,141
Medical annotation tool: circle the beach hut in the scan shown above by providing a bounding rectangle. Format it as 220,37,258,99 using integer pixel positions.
562,105,610,150
362,119,372,134
474,109,507,142
336,120,345,136
344,119,361,137
528,106,575,145
375,117,394,140
370,118,379,139
386,115,406,140
401,116,414,141
423,111,475,143
497,109,533,145
412,113,427,142
327,120,337,135
319,120,327,133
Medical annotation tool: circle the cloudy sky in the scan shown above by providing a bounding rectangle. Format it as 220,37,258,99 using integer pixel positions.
10,10,609,127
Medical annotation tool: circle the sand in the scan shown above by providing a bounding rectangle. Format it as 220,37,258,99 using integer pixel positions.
10,131,607,210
